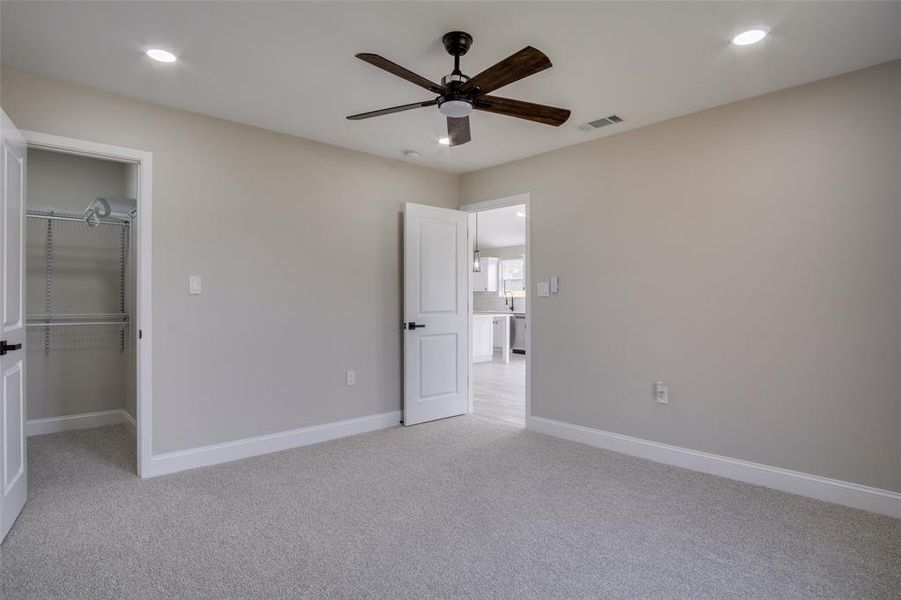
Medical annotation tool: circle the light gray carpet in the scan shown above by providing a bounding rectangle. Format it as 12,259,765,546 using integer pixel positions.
1,419,899,599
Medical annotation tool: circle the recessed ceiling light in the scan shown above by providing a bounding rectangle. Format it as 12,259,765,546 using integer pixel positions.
731,29,767,46
145,48,178,63
515,211,526,218
438,137,451,146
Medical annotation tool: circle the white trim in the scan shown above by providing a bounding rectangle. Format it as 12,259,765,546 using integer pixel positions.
529,416,901,518
20,130,153,478
146,410,402,477
26,409,131,437
122,410,137,436
460,193,531,213
19,132,150,165
461,194,531,424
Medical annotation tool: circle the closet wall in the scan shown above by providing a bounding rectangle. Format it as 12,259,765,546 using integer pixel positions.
26,149,135,420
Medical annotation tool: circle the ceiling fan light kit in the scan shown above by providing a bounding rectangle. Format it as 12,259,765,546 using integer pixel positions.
348,31,570,146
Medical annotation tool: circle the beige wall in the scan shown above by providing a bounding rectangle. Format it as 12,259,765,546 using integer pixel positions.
4,61,899,492
2,67,459,454
461,61,901,492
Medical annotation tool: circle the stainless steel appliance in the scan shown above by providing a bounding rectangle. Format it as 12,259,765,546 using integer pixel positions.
512,314,526,354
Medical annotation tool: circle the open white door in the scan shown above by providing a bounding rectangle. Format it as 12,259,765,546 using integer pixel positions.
403,203,468,426
0,110,27,543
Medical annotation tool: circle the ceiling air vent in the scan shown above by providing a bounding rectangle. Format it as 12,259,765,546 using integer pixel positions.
579,114,624,131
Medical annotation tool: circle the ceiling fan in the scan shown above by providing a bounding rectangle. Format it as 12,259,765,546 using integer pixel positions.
347,31,570,146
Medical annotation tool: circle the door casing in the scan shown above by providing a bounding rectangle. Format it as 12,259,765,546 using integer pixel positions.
21,131,154,478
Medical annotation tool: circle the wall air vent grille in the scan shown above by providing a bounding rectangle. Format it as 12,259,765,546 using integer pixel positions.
579,114,624,131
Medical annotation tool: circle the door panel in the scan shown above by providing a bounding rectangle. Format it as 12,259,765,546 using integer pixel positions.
2,142,22,331
404,203,468,426
1,109,27,543
419,220,459,314
419,333,459,398
3,361,24,495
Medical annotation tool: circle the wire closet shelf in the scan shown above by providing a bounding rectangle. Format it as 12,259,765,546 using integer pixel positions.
25,206,133,354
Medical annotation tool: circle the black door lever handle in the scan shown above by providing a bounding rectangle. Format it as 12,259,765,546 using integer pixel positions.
407,322,426,330
0,340,23,356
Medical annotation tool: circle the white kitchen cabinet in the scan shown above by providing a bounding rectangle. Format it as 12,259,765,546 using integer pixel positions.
492,314,512,363
492,317,507,349
472,315,494,363
472,257,498,292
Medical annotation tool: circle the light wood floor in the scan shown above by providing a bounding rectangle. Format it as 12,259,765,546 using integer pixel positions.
473,352,525,427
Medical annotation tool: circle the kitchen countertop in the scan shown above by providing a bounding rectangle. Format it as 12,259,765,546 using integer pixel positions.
474,312,524,317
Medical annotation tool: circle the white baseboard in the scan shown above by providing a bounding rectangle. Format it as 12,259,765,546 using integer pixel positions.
528,416,901,519
26,409,131,436
122,410,137,436
147,410,402,478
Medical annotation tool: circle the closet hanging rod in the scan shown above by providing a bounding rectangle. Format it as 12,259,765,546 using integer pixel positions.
26,213,130,227
25,322,130,328
27,312,129,320
25,313,128,319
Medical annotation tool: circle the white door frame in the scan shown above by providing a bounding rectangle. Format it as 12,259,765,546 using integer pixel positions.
20,130,153,478
460,193,532,425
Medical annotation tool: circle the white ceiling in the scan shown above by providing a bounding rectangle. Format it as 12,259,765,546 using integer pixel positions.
476,204,526,249
2,2,900,174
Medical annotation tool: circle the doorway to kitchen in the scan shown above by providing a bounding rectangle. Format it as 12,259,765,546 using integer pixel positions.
464,195,530,428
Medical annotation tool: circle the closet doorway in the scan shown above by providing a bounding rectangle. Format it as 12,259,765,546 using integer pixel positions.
21,132,152,478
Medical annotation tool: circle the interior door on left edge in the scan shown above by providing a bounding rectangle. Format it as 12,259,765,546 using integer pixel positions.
0,109,27,544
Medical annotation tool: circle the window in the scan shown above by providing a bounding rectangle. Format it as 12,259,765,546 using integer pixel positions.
499,258,525,297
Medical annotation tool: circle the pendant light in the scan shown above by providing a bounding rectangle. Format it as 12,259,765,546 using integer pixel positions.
472,213,482,273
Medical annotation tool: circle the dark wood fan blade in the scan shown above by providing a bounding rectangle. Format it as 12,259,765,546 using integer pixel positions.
347,100,438,120
356,53,445,94
475,95,570,126
447,116,471,146
459,47,552,95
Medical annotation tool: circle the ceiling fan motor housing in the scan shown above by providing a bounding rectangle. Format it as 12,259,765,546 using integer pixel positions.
439,72,473,117
439,32,475,118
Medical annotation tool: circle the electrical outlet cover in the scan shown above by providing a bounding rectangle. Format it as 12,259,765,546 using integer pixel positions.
655,381,668,404
188,275,202,295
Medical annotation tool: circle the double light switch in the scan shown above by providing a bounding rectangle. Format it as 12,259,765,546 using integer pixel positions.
537,275,559,297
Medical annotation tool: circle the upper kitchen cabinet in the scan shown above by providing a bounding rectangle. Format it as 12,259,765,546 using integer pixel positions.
473,257,498,292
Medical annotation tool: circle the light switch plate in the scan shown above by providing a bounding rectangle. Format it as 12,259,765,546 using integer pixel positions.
655,381,669,404
537,281,550,297
189,275,202,295
550,276,559,294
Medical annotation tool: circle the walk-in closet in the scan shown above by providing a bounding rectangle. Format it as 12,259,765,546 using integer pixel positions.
25,148,138,465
